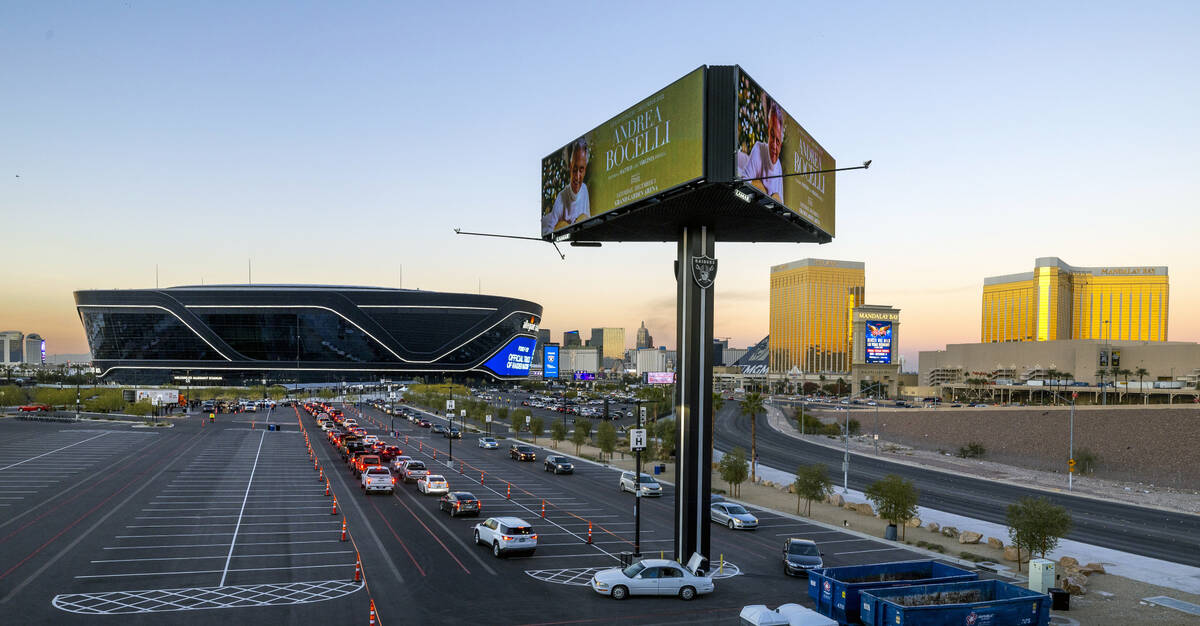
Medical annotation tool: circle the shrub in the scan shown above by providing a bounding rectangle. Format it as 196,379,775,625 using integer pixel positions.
1075,448,1099,475
957,442,987,459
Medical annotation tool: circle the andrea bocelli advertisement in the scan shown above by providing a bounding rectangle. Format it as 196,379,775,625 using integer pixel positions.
737,70,836,237
541,67,705,238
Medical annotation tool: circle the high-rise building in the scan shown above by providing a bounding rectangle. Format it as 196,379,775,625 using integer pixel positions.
635,321,653,349
589,327,626,362
1,331,24,366
537,329,551,346
982,257,1168,343
769,259,865,374
23,334,44,365
563,330,582,348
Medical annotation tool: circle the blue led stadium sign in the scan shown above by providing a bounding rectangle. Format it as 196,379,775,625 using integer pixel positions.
482,336,536,377
543,345,559,379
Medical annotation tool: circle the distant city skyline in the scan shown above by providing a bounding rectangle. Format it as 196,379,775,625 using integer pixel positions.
4,3,1199,371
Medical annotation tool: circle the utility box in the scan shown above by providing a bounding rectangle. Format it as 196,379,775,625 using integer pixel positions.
1029,558,1056,594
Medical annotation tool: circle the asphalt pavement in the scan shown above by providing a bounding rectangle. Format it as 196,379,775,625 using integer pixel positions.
713,401,1200,567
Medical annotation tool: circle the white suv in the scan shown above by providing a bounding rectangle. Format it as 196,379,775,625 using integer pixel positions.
620,471,662,497
473,516,537,558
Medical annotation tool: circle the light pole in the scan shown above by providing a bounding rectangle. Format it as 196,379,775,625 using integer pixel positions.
842,407,850,494
1101,319,1111,405
1069,391,1076,490
388,384,394,435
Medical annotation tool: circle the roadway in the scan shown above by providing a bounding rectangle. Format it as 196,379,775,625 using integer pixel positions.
713,401,1200,567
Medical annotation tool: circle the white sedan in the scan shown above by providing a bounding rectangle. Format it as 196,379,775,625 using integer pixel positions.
417,474,449,495
710,502,758,530
591,559,714,601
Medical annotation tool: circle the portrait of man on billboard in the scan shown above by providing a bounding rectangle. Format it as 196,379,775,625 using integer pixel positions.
737,90,785,205
541,136,592,236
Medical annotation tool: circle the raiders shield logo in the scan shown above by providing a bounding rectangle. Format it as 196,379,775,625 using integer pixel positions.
691,256,717,289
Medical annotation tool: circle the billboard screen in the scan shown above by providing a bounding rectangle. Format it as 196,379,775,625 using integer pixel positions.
543,345,559,379
541,67,705,239
736,70,836,237
864,321,893,364
645,371,675,385
573,371,596,381
481,336,536,377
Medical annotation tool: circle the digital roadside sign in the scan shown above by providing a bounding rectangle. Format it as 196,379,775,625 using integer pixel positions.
736,70,836,238
543,345,559,379
864,321,893,364
573,372,596,381
540,67,705,239
645,371,675,384
481,336,536,377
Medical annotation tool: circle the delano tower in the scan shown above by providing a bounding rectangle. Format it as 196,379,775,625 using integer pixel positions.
769,259,865,374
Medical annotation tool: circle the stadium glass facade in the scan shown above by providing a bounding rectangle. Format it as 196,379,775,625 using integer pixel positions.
75,285,542,385
768,259,865,374
982,257,1168,343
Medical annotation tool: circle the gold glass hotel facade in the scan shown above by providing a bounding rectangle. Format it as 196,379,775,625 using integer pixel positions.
769,259,865,374
982,257,1168,343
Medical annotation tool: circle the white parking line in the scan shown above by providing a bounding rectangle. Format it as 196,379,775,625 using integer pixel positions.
117,529,340,538
833,547,908,556
0,432,110,471
93,550,354,564
74,563,356,579
105,539,344,550
774,530,846,536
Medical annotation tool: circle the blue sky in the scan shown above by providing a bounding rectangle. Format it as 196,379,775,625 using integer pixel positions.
3,2,1199,368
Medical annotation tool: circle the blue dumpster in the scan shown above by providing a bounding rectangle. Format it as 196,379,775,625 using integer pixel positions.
807,560,978,625
859,579,1051,626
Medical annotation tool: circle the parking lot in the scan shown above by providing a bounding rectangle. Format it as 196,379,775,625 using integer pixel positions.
0,404,995,625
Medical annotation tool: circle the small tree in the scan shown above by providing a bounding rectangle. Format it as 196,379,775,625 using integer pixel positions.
718,447,749,497
571,419,592,455
655,418,676,460
529,416,544,443
864,474,920,539
549,421,567,448
793,464,833,516
596,421,617,462
1006,497,1072,572
509,411,525,435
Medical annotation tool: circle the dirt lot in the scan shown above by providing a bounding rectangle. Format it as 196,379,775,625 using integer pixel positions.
806,404,1200,490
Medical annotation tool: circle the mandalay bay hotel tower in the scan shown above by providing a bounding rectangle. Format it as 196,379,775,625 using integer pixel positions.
981,257,1168,343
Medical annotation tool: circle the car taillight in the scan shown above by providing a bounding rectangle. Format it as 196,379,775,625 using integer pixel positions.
502,535,513,541
530,534,537,540
392,477,397,484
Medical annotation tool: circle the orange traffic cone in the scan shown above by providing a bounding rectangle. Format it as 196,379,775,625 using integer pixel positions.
369,599,377,625
332,497,339,515
341,518,348,541
587,522,593,544
319,467,325,482
354,557,362,582
325,479,331,497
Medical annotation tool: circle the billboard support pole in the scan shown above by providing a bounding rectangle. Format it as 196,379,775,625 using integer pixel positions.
674,225,714,568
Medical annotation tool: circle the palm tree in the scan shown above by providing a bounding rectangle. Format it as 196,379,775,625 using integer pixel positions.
740,392,765,482
1119,368,1132,403
1135,367,1149,403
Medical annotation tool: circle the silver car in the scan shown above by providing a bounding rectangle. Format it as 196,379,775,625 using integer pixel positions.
710,502,758,530
590,558,714,600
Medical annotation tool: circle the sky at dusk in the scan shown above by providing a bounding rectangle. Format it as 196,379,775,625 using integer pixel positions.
3,2,1199,369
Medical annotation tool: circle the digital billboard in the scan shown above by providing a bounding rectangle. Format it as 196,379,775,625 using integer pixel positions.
864,321,892,364
645,371,675,385
541,67,705,239
543,345,559,379
573,371,596,381
736,70,836,237
481,336,536,377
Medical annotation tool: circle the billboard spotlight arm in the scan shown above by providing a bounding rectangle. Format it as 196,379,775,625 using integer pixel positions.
453,228,565,260
735,160,872,184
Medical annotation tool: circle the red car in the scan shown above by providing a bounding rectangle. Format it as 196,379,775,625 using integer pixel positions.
379,445,402,462
18,404,52,412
